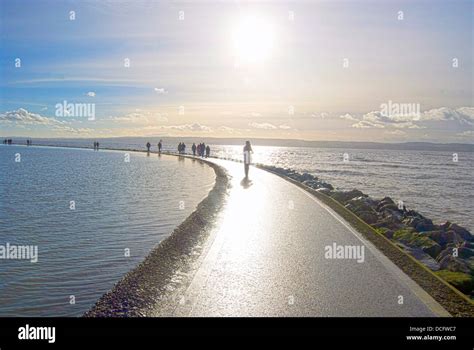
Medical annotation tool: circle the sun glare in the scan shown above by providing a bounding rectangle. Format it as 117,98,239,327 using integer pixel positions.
232,15,275,65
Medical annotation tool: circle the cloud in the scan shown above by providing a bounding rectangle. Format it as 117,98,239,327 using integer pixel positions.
166,123,212,132
341,107,473,130
419,107,474,125
0,108,65,126
457,130,474,137
218,125,235,132
108,111,168,123
0,108,94,134
248,122,277,130
352,120,385,129
384,129,407,136
86,91,96,97
339,113,358,121
154,87,168,94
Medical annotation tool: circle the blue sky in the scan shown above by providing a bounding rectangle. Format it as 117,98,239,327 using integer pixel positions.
0,0,472,142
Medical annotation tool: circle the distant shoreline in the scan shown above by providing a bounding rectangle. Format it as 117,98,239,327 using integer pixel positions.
2,136,473,152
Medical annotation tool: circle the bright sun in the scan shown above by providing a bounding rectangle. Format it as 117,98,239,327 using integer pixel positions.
232,15,275,65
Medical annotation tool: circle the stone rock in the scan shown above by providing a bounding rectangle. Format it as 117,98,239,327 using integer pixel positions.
427,230,464,247
402,216,435,232
398,243,440,271
377,197,400,213
316,187,331,194
446,223,473,242
329,189,367,204
357,211,379,224
392,228,441,258
345,196,377,213
438,255,471,274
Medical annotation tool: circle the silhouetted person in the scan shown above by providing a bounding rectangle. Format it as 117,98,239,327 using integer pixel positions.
146,142,151,152
243,140,253,178
158,140,162,154
192,143,196,156
201,143,206,157
205,145,210,158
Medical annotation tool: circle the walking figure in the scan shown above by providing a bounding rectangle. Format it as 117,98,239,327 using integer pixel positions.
243,141,253,178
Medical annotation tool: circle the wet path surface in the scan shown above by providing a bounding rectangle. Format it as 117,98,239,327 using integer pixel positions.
154,158,449,317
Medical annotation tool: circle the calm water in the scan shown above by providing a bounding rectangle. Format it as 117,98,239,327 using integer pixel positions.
210,145,473,232
21,138,473,231
0,145,214,316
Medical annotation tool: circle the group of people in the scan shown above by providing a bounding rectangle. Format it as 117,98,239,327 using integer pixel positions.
178,142,186,154
142,139,253,178
192,143,210,158
143,140,212,158
146,140,163,153
93,141,100,150
2,139,32,146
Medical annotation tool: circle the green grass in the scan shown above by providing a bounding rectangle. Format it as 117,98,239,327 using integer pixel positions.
435,270,474,295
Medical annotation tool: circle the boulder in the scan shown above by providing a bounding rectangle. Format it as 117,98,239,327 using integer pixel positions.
427,230,464,247
316,187,331,195
329,189,367,204
357,211,379,224
372,217,403,231
398,243,440,271
438,255,471,274
458,247,474,260
446,223,473,242
376,197,400,213
392,228,441,258
402,216,435,232
345,196,377,214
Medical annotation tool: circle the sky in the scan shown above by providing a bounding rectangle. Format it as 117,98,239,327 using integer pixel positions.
0,0,473,143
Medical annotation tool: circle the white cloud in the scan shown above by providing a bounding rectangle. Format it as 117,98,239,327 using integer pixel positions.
419,107,474,125
457,130,474,137
154,87,168,94
86,91,96,97
341,107,473,130
108,111,168,123
339,113,358,121
167,123,212,132
384,129,407,136
0,108,65,126
248,122,277,130
0,108,93,134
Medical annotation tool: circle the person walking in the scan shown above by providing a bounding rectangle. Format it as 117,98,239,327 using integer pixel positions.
192,143,196,156
146,142,151,152
158,140,162,154
243,140,253,178
205,145,210,158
